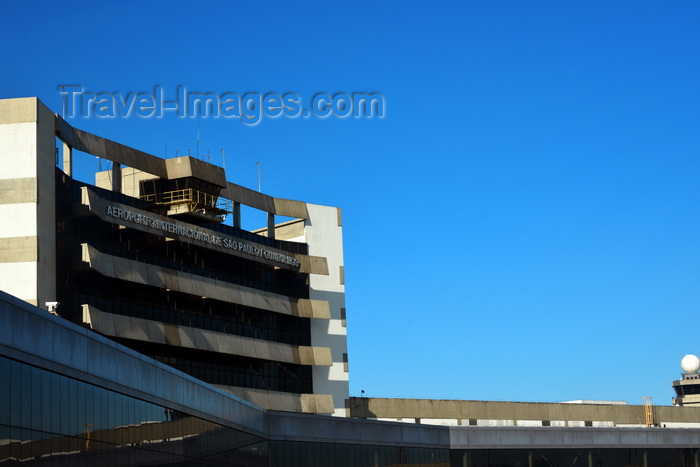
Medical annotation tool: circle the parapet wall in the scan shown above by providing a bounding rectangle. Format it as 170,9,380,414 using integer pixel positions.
348,397,700,428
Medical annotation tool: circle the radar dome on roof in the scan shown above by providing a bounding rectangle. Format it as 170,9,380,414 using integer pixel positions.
681,354,700,373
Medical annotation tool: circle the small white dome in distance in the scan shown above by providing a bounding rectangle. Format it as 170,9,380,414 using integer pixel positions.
681,354,700,373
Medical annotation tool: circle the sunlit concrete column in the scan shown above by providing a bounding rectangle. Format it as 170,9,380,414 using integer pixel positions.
305,204,349,416
62,141,72,177
0,97,56,308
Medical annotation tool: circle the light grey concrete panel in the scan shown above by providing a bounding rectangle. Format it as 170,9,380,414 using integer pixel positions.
254,290,271,310
267,342,282,363
66,127,168,178
559,428,619,448
178,326,196,349
0,236,38,262
252,291,268,313
162,269,180,291
216,332,233,354
100,249,116,278
0,97,38,123
268,294,288,315
163,323,181,346
618,430,651,446
255,391,274,412
146,264,165,288
254,340,271,361
227,284,243,305
192,328,214,352
277,297,292,315
124,316,150,341
202,330,220,353
213,279,227,303
112,256,132,281
130,260,149,285
203,277,217,299
238,288,256,308
281,394,300,413
147,320,166,344
229,335,245,357
112,314,132,339
91,305,116,337
178,271,195,295
191,275,207,297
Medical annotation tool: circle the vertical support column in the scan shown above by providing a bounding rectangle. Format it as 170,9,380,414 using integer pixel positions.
62,141,72,177
233,202,241,228
0,98,57,307
305,204,349,416
111,162,122,194
267,212,275,239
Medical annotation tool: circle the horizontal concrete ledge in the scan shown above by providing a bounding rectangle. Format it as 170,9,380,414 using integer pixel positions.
449,425,700,449
56,114,169,179
0,177,37,204
0,236,38,262
0,97,42,124
82,243,331,319
268,411,700,449
348,397,700,426
216,385,335,414
83,305,333,366
222,182,308,220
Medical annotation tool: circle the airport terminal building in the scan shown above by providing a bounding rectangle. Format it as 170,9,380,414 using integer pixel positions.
0,97,348,417
3,97,700,465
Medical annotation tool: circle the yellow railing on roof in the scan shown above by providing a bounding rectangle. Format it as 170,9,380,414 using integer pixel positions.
141,188,233,215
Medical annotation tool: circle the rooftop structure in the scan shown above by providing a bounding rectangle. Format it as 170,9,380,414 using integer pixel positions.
672,354,700,406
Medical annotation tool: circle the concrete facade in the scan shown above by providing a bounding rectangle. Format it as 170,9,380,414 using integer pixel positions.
0,98,56,308
348,397,700,429
305,204,350,417
0,97,349,416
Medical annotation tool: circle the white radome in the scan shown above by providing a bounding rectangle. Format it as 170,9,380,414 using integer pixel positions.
681,354,700,373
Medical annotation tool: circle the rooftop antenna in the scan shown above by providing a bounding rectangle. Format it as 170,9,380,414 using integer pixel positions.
60,86,65,119
220,149,226,172
175,149,180,157
257,162,261,192
188,147,191,157
196,124,200,160
207,147,211,163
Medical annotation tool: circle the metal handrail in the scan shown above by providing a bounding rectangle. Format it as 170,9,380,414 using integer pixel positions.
141,188,233,214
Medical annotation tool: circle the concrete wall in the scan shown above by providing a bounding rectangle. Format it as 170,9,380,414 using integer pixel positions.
349,397,700,428
0,97,56,307
305,204,350,416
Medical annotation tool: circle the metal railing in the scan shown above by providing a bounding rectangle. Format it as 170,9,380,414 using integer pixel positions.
141,188,233,215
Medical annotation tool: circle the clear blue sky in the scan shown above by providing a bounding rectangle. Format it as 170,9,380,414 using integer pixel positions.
3,1,700,406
